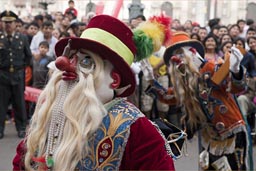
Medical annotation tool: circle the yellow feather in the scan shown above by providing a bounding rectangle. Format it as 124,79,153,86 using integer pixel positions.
135,21,165,52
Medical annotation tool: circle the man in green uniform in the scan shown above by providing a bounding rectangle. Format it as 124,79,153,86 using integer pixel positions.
0,10,32,139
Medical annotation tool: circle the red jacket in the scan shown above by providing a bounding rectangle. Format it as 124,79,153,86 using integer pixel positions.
13,117,175,171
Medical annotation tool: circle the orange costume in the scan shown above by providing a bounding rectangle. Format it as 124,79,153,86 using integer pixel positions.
143,32,253,170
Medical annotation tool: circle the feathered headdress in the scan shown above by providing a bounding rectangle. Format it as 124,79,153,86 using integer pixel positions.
133,14,172,61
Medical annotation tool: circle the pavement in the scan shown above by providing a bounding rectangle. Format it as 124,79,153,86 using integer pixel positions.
0,122,255,171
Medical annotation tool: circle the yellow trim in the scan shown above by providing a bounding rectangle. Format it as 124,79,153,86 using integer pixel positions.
1,16,16,22
81,28,134,65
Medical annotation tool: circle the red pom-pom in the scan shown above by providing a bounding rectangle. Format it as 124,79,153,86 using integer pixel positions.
149,14,172,46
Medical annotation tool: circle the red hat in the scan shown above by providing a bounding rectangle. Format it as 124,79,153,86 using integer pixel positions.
192,22,200,27
55,15,136,97
163,31,204,66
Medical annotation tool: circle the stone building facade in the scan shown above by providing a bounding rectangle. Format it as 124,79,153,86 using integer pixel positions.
0,0,256,27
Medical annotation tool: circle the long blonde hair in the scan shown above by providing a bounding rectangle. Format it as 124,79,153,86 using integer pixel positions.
169,48,206,129
25,54,107,170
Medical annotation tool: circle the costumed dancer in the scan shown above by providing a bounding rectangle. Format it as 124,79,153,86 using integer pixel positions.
141,31,253,170
12,15,176,170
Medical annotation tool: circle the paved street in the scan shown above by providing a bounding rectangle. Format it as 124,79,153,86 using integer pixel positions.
0,122,255,171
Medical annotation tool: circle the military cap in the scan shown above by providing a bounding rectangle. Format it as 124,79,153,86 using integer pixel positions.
0,10,18,22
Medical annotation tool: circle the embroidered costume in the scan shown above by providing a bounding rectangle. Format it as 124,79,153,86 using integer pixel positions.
13,15,175,170
142,32,253,170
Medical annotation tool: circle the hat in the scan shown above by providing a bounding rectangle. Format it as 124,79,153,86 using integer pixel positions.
55,15,137,97
163,31,204,66
66,9,75,15
0,10,18,22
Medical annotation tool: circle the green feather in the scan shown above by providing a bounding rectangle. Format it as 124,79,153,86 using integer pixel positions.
133,30,154,61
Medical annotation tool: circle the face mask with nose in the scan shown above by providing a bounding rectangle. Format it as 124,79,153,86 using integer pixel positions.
181,46,205,69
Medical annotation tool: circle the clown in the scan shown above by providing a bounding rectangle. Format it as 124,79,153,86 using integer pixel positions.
142,31,253,170
13,15,175,170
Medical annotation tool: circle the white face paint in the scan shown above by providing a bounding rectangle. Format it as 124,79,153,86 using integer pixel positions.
76,50,115,104
182,46,204,68
95,60,115,104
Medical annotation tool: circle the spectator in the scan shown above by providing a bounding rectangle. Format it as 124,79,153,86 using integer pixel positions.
183,20,193,30
191,25,200,34
44,14,53,22
234,37,256,78
237,19,248,38
32,41,53,89
59,16,71,33
65,10,78,24
78,22,86,33
129,14,146,29
208,17,221,31
190,32,200,41
246,18,255,28
53,11,63,30
203,34,223,64
25,21,39,45
172,19,181,30
29,40,53,118
219,33,232,45
234,37,256,134
59,31,70,40
64,0,78,18
198,27,208,42
247,36,256,59
228,24,240,40
245,27,256,50
15,18,25,33
33,14,44,29
30,20,58,59
219,40,232,56
209,25,220,39
67,22,80,37
52,28,61,39
0,10,32,139
218,25,229,39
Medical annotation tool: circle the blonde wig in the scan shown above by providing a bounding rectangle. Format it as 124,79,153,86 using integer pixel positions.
25,52,108,170
169,47,207,129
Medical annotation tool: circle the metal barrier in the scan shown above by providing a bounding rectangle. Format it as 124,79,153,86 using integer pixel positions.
24,86,42,102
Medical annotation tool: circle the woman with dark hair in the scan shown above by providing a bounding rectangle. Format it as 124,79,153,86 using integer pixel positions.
220,41,232,56
235,37,256,136
228,24,240,40
190,33,200,41
234,37,256,78
203,34,223,64
220,33,232,45
247,36,256,58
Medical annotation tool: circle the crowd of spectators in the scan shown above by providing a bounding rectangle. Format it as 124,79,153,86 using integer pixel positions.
2,2,256,137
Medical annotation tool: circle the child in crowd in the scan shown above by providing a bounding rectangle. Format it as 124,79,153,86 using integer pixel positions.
32,40,53,89
28,41,53,119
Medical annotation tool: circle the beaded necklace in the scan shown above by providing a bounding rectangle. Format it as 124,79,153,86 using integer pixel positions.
45,80,76,169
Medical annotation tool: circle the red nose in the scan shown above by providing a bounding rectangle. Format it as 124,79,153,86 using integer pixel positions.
55,56,76,72
170,56,182,65
55,55,78,80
